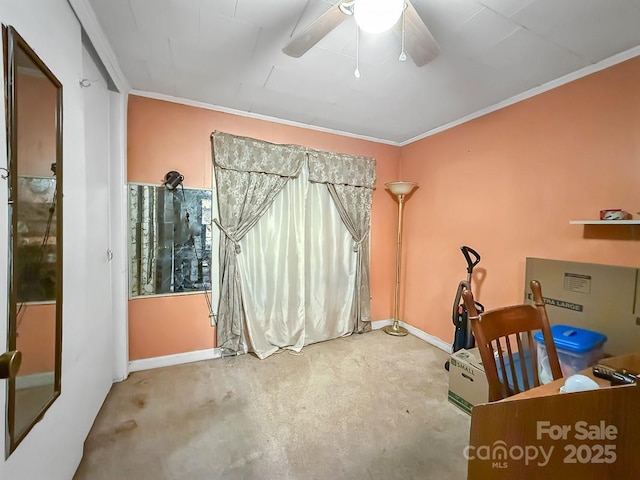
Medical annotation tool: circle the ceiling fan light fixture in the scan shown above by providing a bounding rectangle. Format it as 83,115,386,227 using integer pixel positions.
354,0,404,34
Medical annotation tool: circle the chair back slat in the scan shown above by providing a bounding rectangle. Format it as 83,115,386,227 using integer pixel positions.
462,280,563,402
514,334,531,391
504,336,520,394
527,331,541,386
532,281,564,382
493,337,509,399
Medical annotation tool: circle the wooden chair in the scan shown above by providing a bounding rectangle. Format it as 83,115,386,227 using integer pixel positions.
462,280,563,401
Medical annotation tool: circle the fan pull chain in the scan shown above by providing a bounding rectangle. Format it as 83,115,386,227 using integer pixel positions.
399,2,407,62
355,24,361,78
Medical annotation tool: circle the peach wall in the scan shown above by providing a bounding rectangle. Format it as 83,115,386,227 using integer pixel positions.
128,95,401,360
13,76,59,374
18,74,57,176
15,304,56,375
128,295,215,359
400,56,640,343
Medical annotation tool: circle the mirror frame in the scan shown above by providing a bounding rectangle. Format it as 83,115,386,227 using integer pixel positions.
3,25,63,456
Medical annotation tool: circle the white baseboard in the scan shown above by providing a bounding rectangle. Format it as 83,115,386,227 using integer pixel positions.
371,318,452,354
371,319,393,330
129,348,222,373
16,372,55,389
128,322,452,372
399,322,452,353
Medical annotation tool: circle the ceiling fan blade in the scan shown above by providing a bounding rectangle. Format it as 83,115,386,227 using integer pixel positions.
403,1,440,67
282,2,350,58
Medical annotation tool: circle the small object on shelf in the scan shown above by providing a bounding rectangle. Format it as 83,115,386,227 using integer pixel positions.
600,209,632,220
600,209,620,219
569,219,640,224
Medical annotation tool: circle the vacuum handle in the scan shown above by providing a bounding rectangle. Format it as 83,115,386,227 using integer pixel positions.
461,246,481,274
452,280,471,321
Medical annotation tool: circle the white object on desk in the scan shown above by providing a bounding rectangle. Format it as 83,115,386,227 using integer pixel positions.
559,374,600,393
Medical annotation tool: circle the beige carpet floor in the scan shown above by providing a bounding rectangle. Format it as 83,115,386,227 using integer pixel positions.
74,330,471,480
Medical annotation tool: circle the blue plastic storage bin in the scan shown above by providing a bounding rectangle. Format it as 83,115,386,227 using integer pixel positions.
534,325,607,383
496,349,535,392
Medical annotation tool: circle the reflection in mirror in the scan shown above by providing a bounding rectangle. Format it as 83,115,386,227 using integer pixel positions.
14,177,57,439
4,26,62,456
129,184,212,297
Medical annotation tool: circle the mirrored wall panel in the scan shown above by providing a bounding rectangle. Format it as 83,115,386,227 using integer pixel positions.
4,25,63,456
129,184,212,297
15,177,57,302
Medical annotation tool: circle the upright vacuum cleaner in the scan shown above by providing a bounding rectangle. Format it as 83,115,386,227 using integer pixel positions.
444,246,484,371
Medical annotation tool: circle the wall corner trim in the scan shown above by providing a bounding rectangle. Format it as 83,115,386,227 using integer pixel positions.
128,348,222,373
68,0,130,93
371,319,452,353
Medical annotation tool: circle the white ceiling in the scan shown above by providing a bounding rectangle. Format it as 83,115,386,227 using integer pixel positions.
88,0,640,144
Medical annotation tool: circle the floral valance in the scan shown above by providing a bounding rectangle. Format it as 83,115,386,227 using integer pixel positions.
307,151,376,189
212,131,304,177
212,131,376,189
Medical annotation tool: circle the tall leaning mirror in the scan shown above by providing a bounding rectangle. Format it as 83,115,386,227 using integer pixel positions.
2,25,63,456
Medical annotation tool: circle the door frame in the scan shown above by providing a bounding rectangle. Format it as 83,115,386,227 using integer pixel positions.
69,0,131,382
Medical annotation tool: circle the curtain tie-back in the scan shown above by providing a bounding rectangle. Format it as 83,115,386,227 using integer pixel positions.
213,218,242,254
353,235,367,253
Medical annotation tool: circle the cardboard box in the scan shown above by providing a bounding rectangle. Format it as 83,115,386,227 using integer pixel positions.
524,258,639,356
448,348,489,415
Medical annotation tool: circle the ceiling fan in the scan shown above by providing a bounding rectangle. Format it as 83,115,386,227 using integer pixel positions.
282,0,440,67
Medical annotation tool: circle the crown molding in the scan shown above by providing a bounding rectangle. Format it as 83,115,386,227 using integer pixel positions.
65,1,640,149
129,89,401,147
401,45,640,146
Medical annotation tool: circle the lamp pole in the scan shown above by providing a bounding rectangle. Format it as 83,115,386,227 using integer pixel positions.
383,181,417,336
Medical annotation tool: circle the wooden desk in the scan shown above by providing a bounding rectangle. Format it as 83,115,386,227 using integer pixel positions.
503,353,639,401
467,354,640,479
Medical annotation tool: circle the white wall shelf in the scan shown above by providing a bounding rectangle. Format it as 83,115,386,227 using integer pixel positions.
569,220,640,225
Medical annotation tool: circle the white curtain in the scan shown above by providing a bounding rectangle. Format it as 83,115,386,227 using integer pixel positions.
212,132,305,352
237,164,356,359
212,131,375,358
304,175,356,346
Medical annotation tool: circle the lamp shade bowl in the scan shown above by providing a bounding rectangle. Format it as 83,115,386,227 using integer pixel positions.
385,181,418,196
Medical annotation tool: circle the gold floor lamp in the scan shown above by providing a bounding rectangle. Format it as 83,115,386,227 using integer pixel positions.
383,181,418,336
